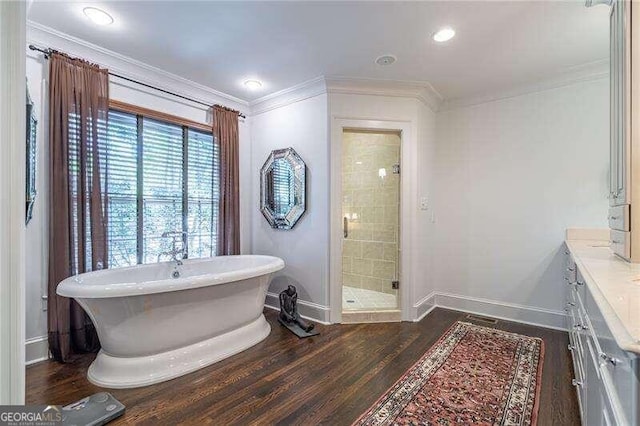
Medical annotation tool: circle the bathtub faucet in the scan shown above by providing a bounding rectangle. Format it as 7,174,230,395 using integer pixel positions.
159,231,188,267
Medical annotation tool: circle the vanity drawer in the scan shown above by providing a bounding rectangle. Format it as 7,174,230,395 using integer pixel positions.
569,329,586,385
565,278,577,314
564,252,577,284
565,301,574,330
610,229,631,260
575,307,588,359
599,361,630,426
567,287,577,308
569,325,587,422
575,269,587,302
575,287,587,317
609,205,630,231
585,336,628,426
567,305,578,334
585,286,640,424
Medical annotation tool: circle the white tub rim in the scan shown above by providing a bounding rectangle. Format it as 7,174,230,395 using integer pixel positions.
56,255,284,299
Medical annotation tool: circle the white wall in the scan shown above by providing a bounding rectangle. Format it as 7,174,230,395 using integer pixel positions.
25,52,48,364
24,27,252,363
415,101,437,307
250,90,438,323
250,94,330,315
433,78,609,327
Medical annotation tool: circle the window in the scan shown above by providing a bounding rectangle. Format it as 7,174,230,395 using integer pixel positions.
104,108,218,268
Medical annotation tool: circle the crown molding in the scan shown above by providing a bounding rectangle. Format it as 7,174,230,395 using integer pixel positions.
249,75,444,115
249,76,327,116
26,21,248,112
441,58,609,111
326,76,443,112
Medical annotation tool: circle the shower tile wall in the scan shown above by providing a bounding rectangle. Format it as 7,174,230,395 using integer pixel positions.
342,130,400,297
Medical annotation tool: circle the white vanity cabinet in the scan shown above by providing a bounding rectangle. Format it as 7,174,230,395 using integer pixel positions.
564,247,639,425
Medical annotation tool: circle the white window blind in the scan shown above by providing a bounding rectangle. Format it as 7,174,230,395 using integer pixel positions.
187,129,218,258
142,118,184,264
68,111,108,273
100,109,219,268
106,110,137,268
272,158,294,216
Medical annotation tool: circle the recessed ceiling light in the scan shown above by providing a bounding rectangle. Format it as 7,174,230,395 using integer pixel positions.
375,55,397,66
244,79,263,90
83,7,114,26
433,27,455,42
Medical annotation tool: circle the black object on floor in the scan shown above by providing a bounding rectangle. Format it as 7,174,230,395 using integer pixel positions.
278,317,320,338
278,284,319,338
61,392,125,426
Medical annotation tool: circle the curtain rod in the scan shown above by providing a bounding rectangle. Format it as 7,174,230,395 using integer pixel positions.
28,44,247,119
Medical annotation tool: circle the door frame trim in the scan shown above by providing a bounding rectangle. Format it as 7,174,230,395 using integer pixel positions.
329,117,415,323
0,0,27,404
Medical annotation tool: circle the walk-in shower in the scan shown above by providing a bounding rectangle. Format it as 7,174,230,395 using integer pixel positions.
341,130,401,313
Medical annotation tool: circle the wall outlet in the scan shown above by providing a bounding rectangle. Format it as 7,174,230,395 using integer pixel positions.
420,197,428,210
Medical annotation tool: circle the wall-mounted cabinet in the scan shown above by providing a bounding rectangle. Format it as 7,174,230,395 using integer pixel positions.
609,0,630,207
609,1,631,206
609,0,640,261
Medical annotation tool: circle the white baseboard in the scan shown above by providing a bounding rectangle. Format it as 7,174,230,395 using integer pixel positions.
25,336,49,366
413,292,437,322
412,291,567,331
265,292,331,325
265,290,565,331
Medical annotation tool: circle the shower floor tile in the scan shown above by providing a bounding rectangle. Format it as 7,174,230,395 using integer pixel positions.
342,285,397,310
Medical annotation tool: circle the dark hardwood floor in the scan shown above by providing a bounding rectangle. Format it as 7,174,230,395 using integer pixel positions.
26,308,580,425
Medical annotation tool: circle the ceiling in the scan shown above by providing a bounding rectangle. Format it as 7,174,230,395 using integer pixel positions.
27,1,610,103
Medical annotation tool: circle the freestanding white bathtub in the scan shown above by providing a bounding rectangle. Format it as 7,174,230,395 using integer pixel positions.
57,255,284,389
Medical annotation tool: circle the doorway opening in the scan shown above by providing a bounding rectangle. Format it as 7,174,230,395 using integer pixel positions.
341,129,401,319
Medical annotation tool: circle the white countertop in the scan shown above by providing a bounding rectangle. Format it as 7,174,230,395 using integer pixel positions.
566,234,640,354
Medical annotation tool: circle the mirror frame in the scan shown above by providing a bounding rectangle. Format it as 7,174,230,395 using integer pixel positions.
26,82,37,226
260,147,307,230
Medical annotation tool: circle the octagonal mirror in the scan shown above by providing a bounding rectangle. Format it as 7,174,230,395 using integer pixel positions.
260,147,307,229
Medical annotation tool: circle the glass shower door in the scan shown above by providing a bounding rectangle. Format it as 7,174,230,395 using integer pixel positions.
341,130,400,311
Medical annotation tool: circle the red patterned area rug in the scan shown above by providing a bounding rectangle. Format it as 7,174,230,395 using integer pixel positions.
354,321,544,426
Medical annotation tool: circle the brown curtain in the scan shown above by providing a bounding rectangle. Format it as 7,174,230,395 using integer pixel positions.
47,53,109,362
213,105,240,255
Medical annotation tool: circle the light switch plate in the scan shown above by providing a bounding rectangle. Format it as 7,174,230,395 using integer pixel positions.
420,197,428,210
